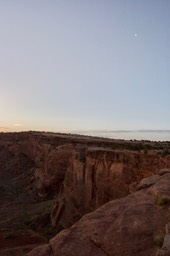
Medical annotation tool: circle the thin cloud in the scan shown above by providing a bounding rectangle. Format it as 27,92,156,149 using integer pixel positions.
0,127,9,130
13,124,23,127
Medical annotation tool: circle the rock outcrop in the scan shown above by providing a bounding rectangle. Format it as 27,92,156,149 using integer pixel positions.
1,132,170,255
0,132,170,201
51,147,170,229
26,173,170,256
0,133,74,197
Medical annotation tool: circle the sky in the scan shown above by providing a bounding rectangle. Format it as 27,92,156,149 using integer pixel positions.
0,0,170,139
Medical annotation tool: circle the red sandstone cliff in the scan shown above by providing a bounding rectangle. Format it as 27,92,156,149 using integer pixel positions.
0,132,170,255
51,147,170,229
26,172,170,256
0,132,74,197
1,132,170,229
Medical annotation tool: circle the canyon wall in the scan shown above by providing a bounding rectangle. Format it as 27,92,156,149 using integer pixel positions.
0,133,74,197
1,132,170,231
27,172,170,256
51,146,170,229
1,132,170,255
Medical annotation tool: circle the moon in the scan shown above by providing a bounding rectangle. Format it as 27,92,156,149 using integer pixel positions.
134,33,138,37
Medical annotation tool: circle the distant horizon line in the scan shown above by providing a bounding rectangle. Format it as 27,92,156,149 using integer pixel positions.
1,129,170,133
1,129,170,142
76,129,170,133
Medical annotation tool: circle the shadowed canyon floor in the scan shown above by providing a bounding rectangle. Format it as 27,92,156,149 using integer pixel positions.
0,132,170,255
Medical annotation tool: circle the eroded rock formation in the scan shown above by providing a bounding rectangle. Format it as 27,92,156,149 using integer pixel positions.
0,132,170,255
0,132,74,197
51,147,170,229
26,173,170,256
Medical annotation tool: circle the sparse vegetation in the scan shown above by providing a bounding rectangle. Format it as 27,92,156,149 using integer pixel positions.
153,230,164,247
79,153,86,164
154,195,170,207
144,148,148,155
161,149,170,157
76,148,86,164
111,140,170,153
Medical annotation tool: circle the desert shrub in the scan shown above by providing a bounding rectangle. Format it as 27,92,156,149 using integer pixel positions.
154,195,170,207
76,148,86,164
153,230,165,247
161,149,170,157
79,153,86,163
144,148,148,155
153,230,164,247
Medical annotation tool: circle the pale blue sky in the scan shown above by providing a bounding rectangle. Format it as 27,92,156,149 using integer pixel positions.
0,0,170,134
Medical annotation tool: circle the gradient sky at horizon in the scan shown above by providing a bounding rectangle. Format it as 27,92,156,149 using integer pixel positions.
0,0,170,135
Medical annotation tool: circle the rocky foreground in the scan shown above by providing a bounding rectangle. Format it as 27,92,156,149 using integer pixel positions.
0,131,170,255
27,172,170,256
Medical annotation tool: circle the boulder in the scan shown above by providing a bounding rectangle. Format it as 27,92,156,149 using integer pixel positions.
137,175,161,190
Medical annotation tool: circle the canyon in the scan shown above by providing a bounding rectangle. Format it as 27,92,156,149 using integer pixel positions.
0,131,170,255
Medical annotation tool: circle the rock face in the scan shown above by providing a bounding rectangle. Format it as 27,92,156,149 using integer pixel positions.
0,132,170,202
0,132,74,255
0,133,74,197
51,147,170,229
26,173,170,256
1,132,170,255
1,133,170,228
34,144,73,197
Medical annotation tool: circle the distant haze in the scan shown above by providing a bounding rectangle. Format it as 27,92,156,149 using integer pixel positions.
76,130,170,141
0,1,170,138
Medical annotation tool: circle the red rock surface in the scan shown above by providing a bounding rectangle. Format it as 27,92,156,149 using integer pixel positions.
0,132,169,201
26,173,170,256
0,132,74,197
51,147,170,229
0,132,170,255
0,229,47,256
